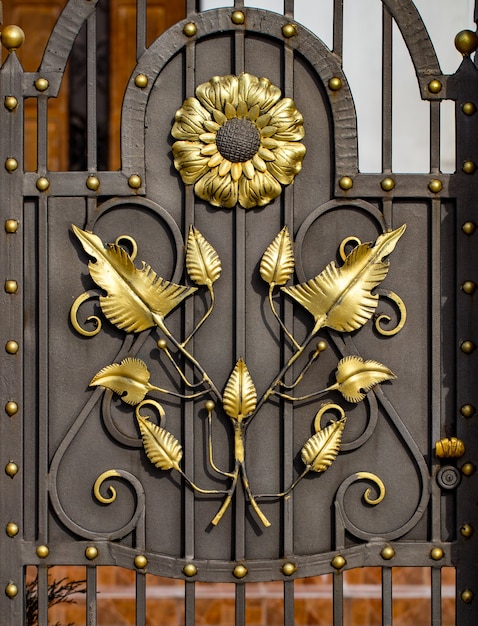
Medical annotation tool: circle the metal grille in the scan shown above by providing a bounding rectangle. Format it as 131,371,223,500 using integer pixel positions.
0,0,477,624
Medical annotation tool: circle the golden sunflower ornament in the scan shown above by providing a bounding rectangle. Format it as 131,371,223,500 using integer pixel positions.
171,73,306,209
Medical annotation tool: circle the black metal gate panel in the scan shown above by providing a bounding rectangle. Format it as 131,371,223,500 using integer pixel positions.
1,0,477,624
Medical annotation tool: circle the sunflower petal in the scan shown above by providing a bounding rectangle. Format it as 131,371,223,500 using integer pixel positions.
256,113,272,129
231,162,243,181
199,132,217,144
213,109,227,125
195,167,238,208
238,73,282,113
243,160,255,179
237,100,248,118
258,146,276,161
196,75,239,113
252,154,267,172
247,104,260,121
172,97,211,140
218,159,232,176
225,102,237,119
200,143,218,156
208,152,224,168
268,98,305,141
172,141,210,184
204,120,221,132
238,170,282,209
266,142,306,185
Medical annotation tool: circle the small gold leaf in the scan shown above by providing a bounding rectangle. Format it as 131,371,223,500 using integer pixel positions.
222,359,257,421
260,226,295,286
301,417,346,472
186,225,222,286
90,357,152,406
333,355,396,403
137,415,183,471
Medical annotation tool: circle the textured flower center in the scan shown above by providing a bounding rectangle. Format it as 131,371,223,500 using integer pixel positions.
215,118,261,163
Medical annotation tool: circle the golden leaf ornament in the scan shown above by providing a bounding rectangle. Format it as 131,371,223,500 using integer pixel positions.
89,357,154,406
137,415,183,471
301,417,346,472
72,225,197,332
260,226,295,286
222,359,257,421
186,225,222,286
330,355,396,403
282,225,406,334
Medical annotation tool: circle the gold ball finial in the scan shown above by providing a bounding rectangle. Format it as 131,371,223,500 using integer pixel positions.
331,555,346,570
5,462,19,478
233,564,248,579
157,338,167,350
281,562,297,576
5,158,18,172
430,547,444,561
34,78,49,93
462,102,476,116
461,404,476,418
316,340,327,353
428,80,442,94
5,402,18,417
462,160,476,174
380,546,395,560
6,340,19,354
462,281,476,295
381,177,395,191
428,179,442,193
5,219,19,233
5,280,18,294
232,11,245,25
128,174,142,189
5,583,18,598
461,589,474,604
183,563,198,577
461,462,475,477
1,25,25,52
328,77,343,91
339,176,353,190
460,340,476,354
36,177,50,191
461,523,474,538
5,522,19,537
85,546,98,560
135,74,148,88
282,23,297,38
204,400,215,412
183,22,197,37
462,221,476,236
36,545,49,558
134,555,148,569
4,96,18,111
86,175,100,191
455,30,478,56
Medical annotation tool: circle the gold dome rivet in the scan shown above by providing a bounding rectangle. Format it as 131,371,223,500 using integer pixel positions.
461,523,474,538
461,589,474,604
5,158,18,172
85,546,98,560
281,562,297,576
339,176,353,190
381,177,395,191
183,22,197,37
461,404,476,418
157,338,167,351
5,402,18,417
34,78,49,92
233,564,248,579
232,11,245,25
134,555,148,569
128,174,142,189
462,102,476,116
461,462,475,477
282,23,297,38
36,177,50,191
183,563,197,577
430,547,444,561
463,160,476,174
4,96,18,111
328,77,343,91
5,280,18,294
135,74,148,88
462,281,476,295
5,583,18,599
428,80,442,94
204,399,215,412
461,340,475,354
331,555,346,570
380,546,395,560
1,25,25,51
5,462,18,478
316,340,327,353
86,175,100,191
428,179,442,193
36,545,49,558
455,30,478,56
6,340,19,354
462,221,476,235
5,219,19,233
6,522,19,537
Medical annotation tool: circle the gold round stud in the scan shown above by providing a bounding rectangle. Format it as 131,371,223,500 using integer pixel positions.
36,545,49,558
183,563,197,577
5,158,18,172
461,523,474,538
232,11,245,25
328,77,343,91
5,280,18,294
428,179,442,193
381,177,395,191
6,522,19,537
5,402,18,416
157,338,167,351
183,22,197,37
455,30,478,56
85,546,98,560
281,562,297,576
461,462,475,477
462,281,477,295
461,589,474,604
462,102,476,116
430,547,444,561
461,340,475,354
461,404,476,418
5,583,18,598
128,174,142,189
134,555,148,569
316,340,327,353
204,400,215,412
4,96,18,111
282,23,297,38
463,160,476,174
339,176,353,190
86,175,100,191
6,340,19,354
5,219,19,233
380,546,395,560
5,462,18,478
428,80,442,94
135,74,148,88
462,221,476,235
233,564,248,579
36,177,50,191
35,78,49,92
1,25,25,51
331,555,346,570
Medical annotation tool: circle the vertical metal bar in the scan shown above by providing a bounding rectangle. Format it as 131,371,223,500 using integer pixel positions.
284,580,295,625
284,0,294,17
382,4,392,173
235,584,246,626
136,572,146,626
37,98,48,175
86,566,97,626
431,568,442,626
430,101,440,173
333,571,344,626
137,0,147,60
333,0,344,59
185,581,196,626
37,566,48,626
87,12,97,171
382,567,392,626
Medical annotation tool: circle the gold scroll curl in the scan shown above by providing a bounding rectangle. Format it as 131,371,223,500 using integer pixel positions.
374,289,407,336
70,290,102,337
94,469,121,504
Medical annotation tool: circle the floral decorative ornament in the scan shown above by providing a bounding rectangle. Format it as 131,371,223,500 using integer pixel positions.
171,73,306,209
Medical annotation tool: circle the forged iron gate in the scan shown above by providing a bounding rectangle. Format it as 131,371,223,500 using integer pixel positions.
0,0,477,624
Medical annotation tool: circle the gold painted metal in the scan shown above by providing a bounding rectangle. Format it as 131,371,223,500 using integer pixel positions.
462,221,476,235
374,290,407,336
282,23,297,38
461,589,474,604
461,523,474,538
5,462,18,478
205,400,215,412
462,281,476,295
157,338,167,351
428,80,442,94
34,78,49,92
461,340,476,354
36,545,49,558
183,22,197,37
338,176,353,190
462,102,476,116
70,291,102,337
5,583,18,599
86,175,100,191
455,29,478,56
461,462,475,476
4,96,18,111
128,174,142,189
281,562,297,576
380,546,395,560
380,177,395,191
5,158,18,172
5,219,18,233
428,179,442,193
233,565,248,579
183,563,198,577
36,177,50,191
94,470,121,504
331,555,346,570
5,401,18,416
435,437,465,458
463,160,476,174
232,11,245,25
85,546,98,560
1,25,25,51
430,547,444,561
135,74,148,88
5,523,19,537
5,340,19,354
5,280,18,294
171,73,305,209
461,404,476,418
134,555,148,569
328,77,343,91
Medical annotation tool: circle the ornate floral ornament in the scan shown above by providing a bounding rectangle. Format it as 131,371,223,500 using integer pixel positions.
171,73,306,209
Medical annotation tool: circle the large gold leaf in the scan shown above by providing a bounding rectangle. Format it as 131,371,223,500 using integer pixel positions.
89,357,152,406
260,226,295,286
72,225,197,332
281,225,406,333
222,359,257,421
301,417,346,472
331,355,396,403
137,415,183,471
185,225,222,286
